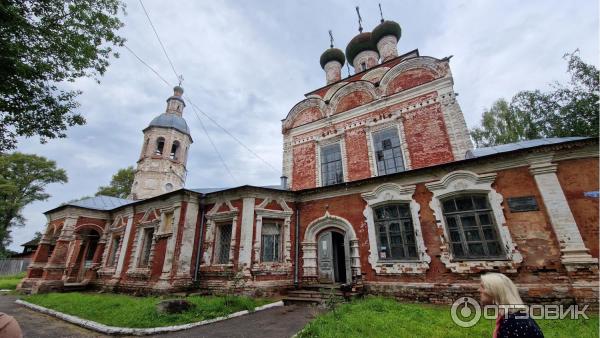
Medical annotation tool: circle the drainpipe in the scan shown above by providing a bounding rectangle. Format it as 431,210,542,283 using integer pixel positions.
294,204,300,289
193,199,206,282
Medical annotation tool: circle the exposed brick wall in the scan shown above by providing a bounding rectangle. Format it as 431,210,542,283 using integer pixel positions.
401,103,454,168
385,68,437,96
556,158,599,258
493,167,563,275
150,238,167,281
344,127,372,181
291,107,322,128
334,91,374,114
292,142,316,190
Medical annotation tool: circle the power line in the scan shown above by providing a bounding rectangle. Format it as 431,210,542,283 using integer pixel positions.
133,1,280,175
138,0,179,81
123,45,171,87
185,98,279,174
186,98,237,185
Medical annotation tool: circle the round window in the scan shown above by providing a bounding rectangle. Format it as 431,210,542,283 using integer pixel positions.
165,183,173,192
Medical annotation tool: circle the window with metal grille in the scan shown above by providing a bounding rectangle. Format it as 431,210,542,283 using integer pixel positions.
216,223,232,264
108,235,121,266
373,128,405,175
442,195,504,259
374,204,417,260
261,223,281,262
320,143,343,186
139,227,154,267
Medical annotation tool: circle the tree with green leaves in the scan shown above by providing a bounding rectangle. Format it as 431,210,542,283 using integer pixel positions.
0,153,67,254
96,166,135,199
0,0,126,152
471,51,599,147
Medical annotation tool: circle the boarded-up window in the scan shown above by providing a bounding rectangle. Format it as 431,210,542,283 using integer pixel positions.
261,223,281,262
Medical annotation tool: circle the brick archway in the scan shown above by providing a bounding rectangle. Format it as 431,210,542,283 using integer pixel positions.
301,211,361,283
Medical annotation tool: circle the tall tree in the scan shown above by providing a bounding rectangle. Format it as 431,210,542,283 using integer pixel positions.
96,166,134,199
471,51,599,147
0,153,67,254
0,0,126,152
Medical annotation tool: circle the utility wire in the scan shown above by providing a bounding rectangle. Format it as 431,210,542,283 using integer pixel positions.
134,1,280,175
124,44,238,184
186,97,238,185
139,0,179,81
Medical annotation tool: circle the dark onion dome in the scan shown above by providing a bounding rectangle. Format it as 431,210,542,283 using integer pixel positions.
345,32,378,64
371,20,402,44
319,48,346,69
148,113,190,136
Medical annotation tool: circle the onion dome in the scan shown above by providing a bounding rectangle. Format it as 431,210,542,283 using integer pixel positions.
345,32,378,64
371,20,401,44
319,48,346,69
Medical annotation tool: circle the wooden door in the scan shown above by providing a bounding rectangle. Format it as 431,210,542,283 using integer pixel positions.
318,232,334,283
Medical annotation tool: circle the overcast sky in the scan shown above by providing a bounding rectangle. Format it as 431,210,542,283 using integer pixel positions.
10,0,598,251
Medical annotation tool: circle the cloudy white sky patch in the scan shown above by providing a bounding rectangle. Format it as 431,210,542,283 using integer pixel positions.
10,0,598,251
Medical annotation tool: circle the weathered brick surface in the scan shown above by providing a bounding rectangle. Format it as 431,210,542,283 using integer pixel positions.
291,107,322,128
556,158,599,258
344,127,372,181
401,103,454,168
334,91,374,114
291,142,316,190
385,68,437,96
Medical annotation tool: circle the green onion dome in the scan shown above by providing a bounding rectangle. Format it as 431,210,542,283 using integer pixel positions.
371,20,401,44
345,32,378,65
319,48,346,69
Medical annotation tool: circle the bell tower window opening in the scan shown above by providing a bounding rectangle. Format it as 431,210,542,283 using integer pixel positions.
170,141,180,160
155,137,165,155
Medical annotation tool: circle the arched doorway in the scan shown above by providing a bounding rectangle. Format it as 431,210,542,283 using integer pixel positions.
71,228,100,282
302,212,361,284
317,229,350,283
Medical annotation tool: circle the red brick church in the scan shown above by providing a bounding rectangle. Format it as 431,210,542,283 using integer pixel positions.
19,17,599,306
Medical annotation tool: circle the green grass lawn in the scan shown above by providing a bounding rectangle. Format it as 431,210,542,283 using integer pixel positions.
299,297,599,338
24,292,272,328
0,272,25,290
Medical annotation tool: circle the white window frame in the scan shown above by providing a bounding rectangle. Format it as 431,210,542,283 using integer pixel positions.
425,170,523,273
366,120,411,177
252,198,293,274
204,200,239,267
362,183,430,274
316,136,348,187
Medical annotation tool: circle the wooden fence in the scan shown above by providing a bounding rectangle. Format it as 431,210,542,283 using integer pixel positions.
0,258,31,276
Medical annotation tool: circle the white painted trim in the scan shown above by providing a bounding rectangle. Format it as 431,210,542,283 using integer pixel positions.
315,138,348,187
425,170,523,273
16,299,284,336
362,183,431,274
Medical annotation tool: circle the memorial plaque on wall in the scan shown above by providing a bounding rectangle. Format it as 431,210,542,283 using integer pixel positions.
507,196,539,212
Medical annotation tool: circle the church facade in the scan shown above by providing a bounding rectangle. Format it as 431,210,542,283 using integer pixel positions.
19,18,599,306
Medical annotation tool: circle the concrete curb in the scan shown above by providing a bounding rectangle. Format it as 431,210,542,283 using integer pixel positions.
16,299,284,336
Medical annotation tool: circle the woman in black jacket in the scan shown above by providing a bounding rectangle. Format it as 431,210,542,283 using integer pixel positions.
479,273,544,338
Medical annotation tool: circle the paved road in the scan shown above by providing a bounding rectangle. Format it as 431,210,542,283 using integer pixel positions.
0,294,316,338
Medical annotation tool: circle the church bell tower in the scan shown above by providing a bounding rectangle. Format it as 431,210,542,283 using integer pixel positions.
130,86,193,200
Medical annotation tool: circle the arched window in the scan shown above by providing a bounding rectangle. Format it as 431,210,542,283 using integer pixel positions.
155,137,165,155
170,140,180,160
441,194,504,259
